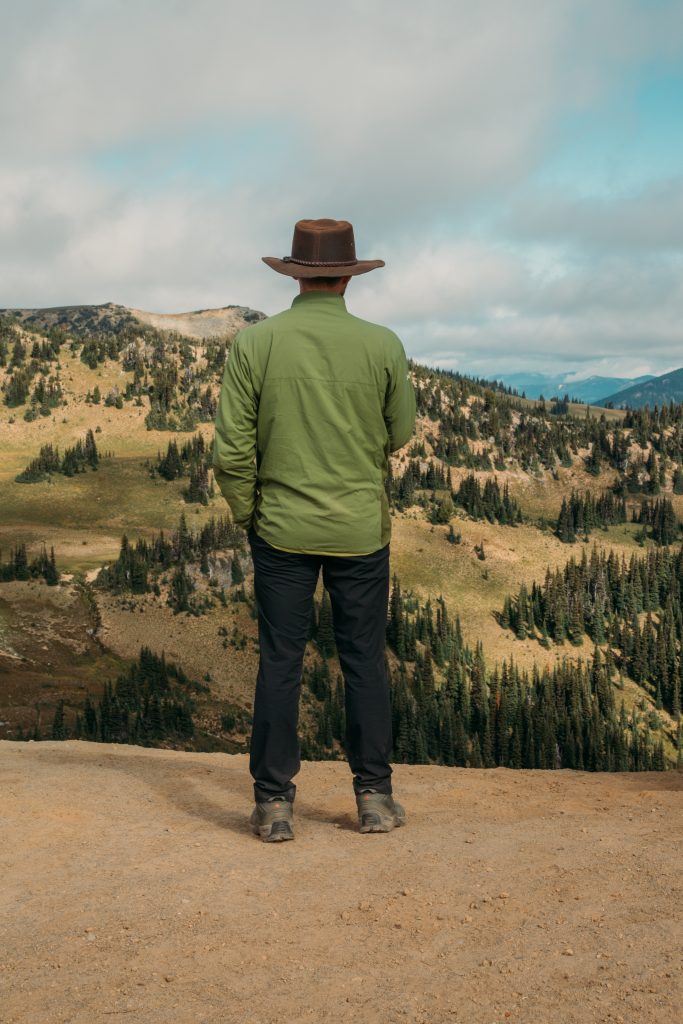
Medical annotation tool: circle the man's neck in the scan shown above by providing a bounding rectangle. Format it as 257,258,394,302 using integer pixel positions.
292,290,346,307
298,287,347,297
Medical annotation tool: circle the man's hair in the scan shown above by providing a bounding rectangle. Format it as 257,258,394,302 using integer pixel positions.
300,275,346,288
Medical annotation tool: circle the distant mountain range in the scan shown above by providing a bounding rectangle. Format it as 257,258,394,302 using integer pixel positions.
494,371,654,405
495,367,683,409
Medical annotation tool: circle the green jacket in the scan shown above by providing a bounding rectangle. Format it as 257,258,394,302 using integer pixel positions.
212,290,416,555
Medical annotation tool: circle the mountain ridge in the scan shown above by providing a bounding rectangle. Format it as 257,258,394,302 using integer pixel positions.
600,366,683,409
495,370,654,404
6,304,672,407
0,301,266,340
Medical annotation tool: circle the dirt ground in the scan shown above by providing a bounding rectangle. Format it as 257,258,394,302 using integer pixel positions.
1,742,681,1024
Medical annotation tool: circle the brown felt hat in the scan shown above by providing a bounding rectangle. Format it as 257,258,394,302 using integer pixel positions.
262,218,385,278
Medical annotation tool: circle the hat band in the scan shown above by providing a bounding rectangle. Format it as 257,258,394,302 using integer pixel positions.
282,257,358,267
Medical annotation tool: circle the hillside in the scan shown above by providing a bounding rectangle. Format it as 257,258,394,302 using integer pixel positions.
2,740,681,1024
1,301,683,767
601,367,683,409
0,302,266,339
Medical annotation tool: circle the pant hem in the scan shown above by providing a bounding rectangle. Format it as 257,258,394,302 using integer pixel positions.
254,787,296,804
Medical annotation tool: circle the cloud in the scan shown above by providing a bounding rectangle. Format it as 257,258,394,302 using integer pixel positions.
0,164,296,311
505,178,683,252
358,240,683,377
2,0,683,378
352,240,526,323
2,1,670,213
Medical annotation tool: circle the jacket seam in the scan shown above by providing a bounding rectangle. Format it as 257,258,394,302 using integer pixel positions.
261,376,381,386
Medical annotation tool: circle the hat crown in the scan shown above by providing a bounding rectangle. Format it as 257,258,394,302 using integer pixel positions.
262,218,384,277
288,218,357,266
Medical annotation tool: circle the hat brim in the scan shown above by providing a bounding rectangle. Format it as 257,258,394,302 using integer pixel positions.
261,257,385,278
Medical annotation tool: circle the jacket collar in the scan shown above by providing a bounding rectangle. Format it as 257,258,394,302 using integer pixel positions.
291,291,347,311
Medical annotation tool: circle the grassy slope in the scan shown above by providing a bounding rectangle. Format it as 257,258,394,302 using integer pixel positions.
0,342,679,754
0,346,221,567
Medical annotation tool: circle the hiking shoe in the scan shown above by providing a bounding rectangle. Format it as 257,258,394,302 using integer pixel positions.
250,798,294,842
356,791,406,833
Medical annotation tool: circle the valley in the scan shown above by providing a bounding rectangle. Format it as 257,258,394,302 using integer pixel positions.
1,304,682,768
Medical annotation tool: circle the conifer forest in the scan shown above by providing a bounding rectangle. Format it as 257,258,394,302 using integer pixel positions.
1,306,682,769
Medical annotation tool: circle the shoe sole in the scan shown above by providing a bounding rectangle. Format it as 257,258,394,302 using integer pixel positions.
359,810,406,834
252,819,295,842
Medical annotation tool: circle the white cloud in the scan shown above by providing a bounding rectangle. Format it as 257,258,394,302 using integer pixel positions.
351,240,526,323
359,240,683,377
505,178,683,252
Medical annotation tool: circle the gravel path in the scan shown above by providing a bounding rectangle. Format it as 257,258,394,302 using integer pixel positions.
1,741,681,1024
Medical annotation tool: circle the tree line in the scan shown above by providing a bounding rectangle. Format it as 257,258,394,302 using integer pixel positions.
0,542,60,585
410,362,683,494
43,646,199,745
15,428,100,482
501,543,683,718
23,567,677,769
301,577,673,770
94,512,246,612
149,432,215,505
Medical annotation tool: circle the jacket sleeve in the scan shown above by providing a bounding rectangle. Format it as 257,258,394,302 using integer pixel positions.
212,332,258,529
384,335,416,452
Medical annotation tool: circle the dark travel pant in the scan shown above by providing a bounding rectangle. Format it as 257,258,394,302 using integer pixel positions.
246,524,393,803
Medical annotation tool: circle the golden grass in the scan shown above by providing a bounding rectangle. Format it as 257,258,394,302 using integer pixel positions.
0,349,221,571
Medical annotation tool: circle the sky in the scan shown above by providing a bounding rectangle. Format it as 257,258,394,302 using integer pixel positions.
2,0,683,380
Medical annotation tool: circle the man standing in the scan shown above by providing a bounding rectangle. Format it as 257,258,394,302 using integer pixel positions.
212,219,416,841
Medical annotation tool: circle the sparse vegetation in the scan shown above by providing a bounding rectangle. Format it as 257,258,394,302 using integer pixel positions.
502,543,683,719
15,429,100,482
301,577,670,770
0,542,60,585
556,489,627,543
72,646,198,746
3,303,683,769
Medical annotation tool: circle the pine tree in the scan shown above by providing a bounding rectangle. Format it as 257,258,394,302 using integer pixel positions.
168,560,194,613
44,546,59,585
51,700,67,740
231,553,244,585
317,591,336,658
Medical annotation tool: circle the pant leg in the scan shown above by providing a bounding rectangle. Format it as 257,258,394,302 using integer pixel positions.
322,543,392,795
248,526,321,803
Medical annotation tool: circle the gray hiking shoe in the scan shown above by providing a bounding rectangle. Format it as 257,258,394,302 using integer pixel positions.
250,798,295,842
356,790,406,833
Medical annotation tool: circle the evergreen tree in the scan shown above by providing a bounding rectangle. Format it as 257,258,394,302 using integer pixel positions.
317,591,336,658
51,700,67,740
231,553,244,585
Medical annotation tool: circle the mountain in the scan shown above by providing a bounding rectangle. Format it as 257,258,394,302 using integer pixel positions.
0,301,265,339
1,300,679,772
599,366,683,409
496,370,653,404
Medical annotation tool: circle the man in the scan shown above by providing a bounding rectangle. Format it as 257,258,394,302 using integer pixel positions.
212,218,416,842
